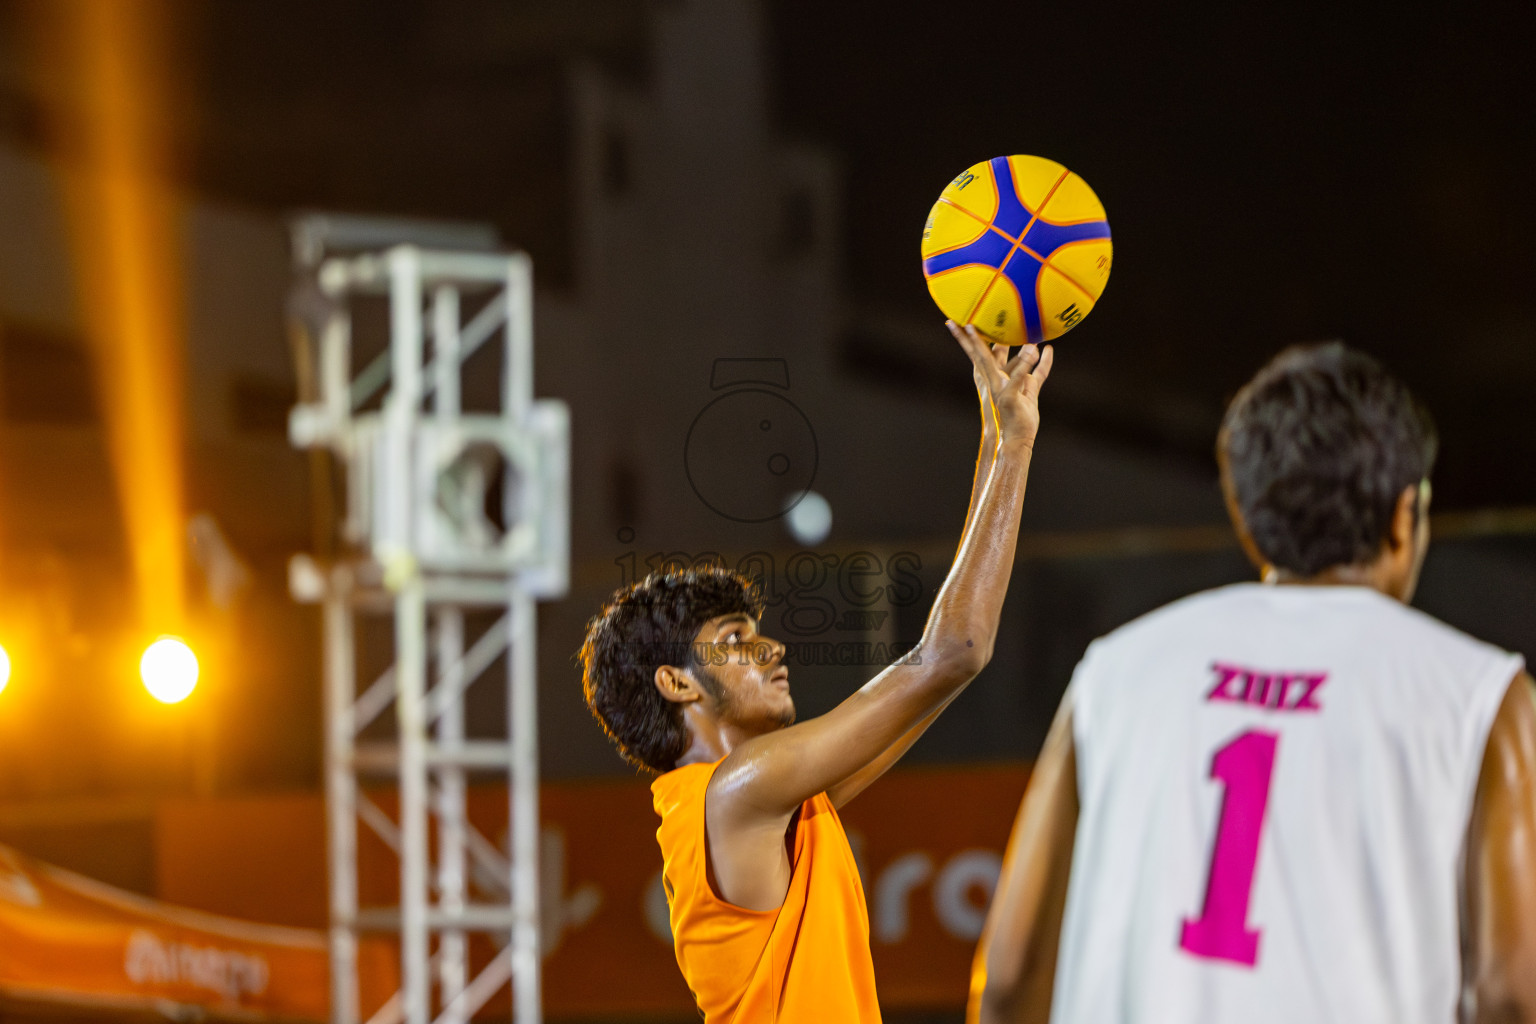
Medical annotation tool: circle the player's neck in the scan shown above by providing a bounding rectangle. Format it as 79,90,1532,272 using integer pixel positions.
1267,557,1404,601
674,707,768,767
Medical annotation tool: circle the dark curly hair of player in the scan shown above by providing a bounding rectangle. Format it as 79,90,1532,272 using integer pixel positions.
1220,342,1437,579
578,566,764,775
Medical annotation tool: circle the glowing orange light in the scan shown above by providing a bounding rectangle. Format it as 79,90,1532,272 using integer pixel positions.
44,0,188,632
0,645,11,694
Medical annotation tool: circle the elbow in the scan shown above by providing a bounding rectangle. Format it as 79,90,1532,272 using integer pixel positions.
950,630,998,678
961,645,995,679
915,620,1001,684
922,639,992,683
920,607,1000,680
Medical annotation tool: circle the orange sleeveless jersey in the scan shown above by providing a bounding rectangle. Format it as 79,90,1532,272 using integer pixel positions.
651,760,882,1022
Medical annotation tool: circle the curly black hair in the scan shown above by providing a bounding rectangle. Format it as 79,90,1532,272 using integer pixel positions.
1220,342,1437,578
578,566,764,775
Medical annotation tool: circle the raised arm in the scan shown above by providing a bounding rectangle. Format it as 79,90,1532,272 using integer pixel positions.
968,694,1078,1024
826,347,1005,809
1462,671,1536,1023
706,325,1051,906
960,346,1005,549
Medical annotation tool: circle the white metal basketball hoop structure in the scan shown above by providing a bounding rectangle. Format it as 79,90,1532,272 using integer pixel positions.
287,214,568,1024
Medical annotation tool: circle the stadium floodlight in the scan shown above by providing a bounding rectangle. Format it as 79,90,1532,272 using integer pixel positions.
0,644,10,694
140,636,198,704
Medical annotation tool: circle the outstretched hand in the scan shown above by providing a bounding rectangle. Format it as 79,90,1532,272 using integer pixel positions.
950,321,1053,449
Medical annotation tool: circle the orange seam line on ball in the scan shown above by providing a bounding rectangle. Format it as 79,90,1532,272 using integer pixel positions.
1032,267,1069,342
979,167,1073,308
982,159,1004,224
944,165,1070,270
936,197,1021,246
1029,168,1105,226
942,167,1001,226
1031,181,1108,227
1035,268,1049,338
922,220,994,261
1032,211,1109,227
954,168,1070,333
961,262,1010,326
1043,262,1098,302
967,241,1033,328
961,272,1004,324
986,267,1026,345
1014,169,1072,244
928,261,1007,280
1040,238,1109,299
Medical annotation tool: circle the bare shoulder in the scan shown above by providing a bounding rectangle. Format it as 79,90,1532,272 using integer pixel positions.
704,729,798,825
1475,671,1536,815
1487,671,1536,756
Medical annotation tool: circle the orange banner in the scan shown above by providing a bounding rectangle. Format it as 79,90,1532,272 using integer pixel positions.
156,764,1031,1017
0,843,397,1021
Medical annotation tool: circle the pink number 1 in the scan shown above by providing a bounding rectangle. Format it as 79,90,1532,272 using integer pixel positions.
1179,730,1279,967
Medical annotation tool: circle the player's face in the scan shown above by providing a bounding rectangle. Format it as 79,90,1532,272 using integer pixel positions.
689,615,795,733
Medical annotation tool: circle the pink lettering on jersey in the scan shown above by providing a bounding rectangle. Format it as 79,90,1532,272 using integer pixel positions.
1291,672,1327,712
1207,663,1328,713
1206,664,1248,704
1252,674,1277,707
1270,673,1297,709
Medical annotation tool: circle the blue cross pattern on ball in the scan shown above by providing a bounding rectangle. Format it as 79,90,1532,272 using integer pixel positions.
922,156,1111,344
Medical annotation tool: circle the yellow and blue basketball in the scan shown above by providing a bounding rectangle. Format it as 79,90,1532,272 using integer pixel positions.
922,155,1112,345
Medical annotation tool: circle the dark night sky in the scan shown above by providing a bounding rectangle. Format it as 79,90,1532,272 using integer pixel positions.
7,0,1533,506
768,1,1536,507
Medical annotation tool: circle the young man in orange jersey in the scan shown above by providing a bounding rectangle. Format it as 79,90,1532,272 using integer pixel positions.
579,323,1051,1020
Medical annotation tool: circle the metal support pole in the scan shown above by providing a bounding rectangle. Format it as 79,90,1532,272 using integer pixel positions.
503,257,532,419
433,608,468,1022
387,246,430,1024
396,580,430,1024
509,587,541,1020
385,247,423,558
325,586,360,1024
321,303,351,424
431,284,468,1024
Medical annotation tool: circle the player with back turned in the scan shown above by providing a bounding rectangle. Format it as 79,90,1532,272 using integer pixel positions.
970,343,1536,1024
579,323,1050,1021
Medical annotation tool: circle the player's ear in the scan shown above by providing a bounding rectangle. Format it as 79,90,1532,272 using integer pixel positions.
1386,483,1419,553
1217,443,1268,575
654,664,705,706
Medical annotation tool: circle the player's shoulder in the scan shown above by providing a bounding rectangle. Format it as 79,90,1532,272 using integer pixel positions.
1351,590,1519,670
1086,581,1513,665
652,760,717,818
1083,583,1256,656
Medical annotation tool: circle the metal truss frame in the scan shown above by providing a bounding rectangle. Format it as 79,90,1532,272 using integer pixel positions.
290,233,567,1024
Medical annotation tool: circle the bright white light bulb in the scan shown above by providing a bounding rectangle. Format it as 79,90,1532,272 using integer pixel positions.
0,645,10,694
141,637,198,704
785,490,833,546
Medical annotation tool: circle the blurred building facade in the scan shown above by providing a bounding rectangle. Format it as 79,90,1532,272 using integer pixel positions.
0,0,1530,916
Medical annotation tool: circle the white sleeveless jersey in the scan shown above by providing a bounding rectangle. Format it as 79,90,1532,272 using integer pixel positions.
1051,583,1522,1024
